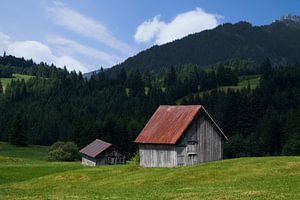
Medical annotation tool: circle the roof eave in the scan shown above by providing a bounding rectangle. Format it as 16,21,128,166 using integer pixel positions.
202,107,229,141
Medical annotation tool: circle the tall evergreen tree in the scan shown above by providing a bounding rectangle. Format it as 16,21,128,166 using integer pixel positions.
0,80,3,94
117,68,127,85
127,70,144,97
164,66,177,88
10,113,27,146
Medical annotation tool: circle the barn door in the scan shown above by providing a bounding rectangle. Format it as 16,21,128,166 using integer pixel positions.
176,147,185,166
188,154,197,165
187,141,198,165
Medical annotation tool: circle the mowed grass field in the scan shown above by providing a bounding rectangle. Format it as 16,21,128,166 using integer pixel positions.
177,75,261,104
0,74,34,91
218,74,261,91
0,142,299,200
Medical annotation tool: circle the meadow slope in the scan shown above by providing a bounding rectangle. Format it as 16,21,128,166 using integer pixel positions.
176,74,261,104
0,73,34,91
0,143,299,200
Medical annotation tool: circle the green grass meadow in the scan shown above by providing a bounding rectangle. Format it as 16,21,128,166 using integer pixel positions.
0,74,34,91
0,142,299,199
177,75,261,104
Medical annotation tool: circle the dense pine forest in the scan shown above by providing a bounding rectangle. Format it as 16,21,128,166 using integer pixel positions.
0,53,299,157
110,16,300,74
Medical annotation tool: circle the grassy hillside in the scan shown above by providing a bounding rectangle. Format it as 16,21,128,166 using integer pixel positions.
0,143,299,199
177,75,261,104
0,73,34,91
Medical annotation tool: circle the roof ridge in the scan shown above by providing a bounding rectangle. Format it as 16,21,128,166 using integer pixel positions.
96,138,112,145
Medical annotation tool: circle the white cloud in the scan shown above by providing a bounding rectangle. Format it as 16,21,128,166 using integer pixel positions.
7,41,54,64
134,16,165,43
55,55,87,72
134,8,222,45
47,36,121,66
47,2,133,54
6,40,88,72
0,31,124,72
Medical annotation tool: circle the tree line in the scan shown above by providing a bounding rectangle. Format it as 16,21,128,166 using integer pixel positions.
0,55,299,157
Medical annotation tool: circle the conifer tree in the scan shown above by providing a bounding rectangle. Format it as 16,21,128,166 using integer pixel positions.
10,113,27,146
0,80,3,94
127,70,144,97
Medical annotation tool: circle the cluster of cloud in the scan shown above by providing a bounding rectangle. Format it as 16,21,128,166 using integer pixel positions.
47,2,133,55
0,32,88,72
134,8,222,45
1,2,223,73
47,36,121,66
0,2,133,73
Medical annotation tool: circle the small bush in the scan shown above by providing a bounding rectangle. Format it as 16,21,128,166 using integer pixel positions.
47,141,78,161
131,152,140,165
49,141,65,152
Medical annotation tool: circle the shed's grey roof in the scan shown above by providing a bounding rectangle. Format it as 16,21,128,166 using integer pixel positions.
79,139,112,158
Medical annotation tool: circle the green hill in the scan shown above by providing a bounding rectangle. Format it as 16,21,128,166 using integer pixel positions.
0,143,299,199
110,18,300,74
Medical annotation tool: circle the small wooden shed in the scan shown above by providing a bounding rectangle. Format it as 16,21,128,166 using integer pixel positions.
79,139,125,166
135,105,228,167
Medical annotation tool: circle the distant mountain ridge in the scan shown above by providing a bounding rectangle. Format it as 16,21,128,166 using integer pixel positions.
83,69,101,79
107,17,300,74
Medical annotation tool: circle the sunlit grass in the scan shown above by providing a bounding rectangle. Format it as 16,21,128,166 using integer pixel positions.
0,73,35,91
0,142,299,199
177,75,261,104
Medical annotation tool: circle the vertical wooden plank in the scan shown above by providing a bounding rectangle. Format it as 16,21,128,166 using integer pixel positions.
200,116,204,163
139,144,177,167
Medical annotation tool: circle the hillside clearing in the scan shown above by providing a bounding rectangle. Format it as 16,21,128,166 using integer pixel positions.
0,73,34,91
0,143,299,199
177,75,261,104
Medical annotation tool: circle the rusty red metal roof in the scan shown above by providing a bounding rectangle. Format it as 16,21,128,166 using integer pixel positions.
135,105,202,144
79,139,112,158
135,105,227,144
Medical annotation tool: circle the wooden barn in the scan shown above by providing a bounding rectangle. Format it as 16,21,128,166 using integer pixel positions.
135,105,228,167
79,139,125,166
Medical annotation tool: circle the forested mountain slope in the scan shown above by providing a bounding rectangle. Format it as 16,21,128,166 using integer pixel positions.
110,17,300,74
0,18,300,158
0,54,299,157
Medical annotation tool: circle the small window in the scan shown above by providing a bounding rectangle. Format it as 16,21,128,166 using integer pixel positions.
176,147,185,166
187,141,197,154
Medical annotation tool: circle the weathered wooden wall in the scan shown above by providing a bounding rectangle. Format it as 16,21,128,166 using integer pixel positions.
177,113,223,166
139,112,224,167
139,144,176,167
103,147,126,165
81,146,125,166
81,155,97,166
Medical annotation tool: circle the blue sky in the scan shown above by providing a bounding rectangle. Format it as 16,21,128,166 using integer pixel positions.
0,0,299,73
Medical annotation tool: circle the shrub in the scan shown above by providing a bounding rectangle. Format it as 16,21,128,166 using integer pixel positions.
49,141,65,152
131,152,140,165
47,141,78,161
